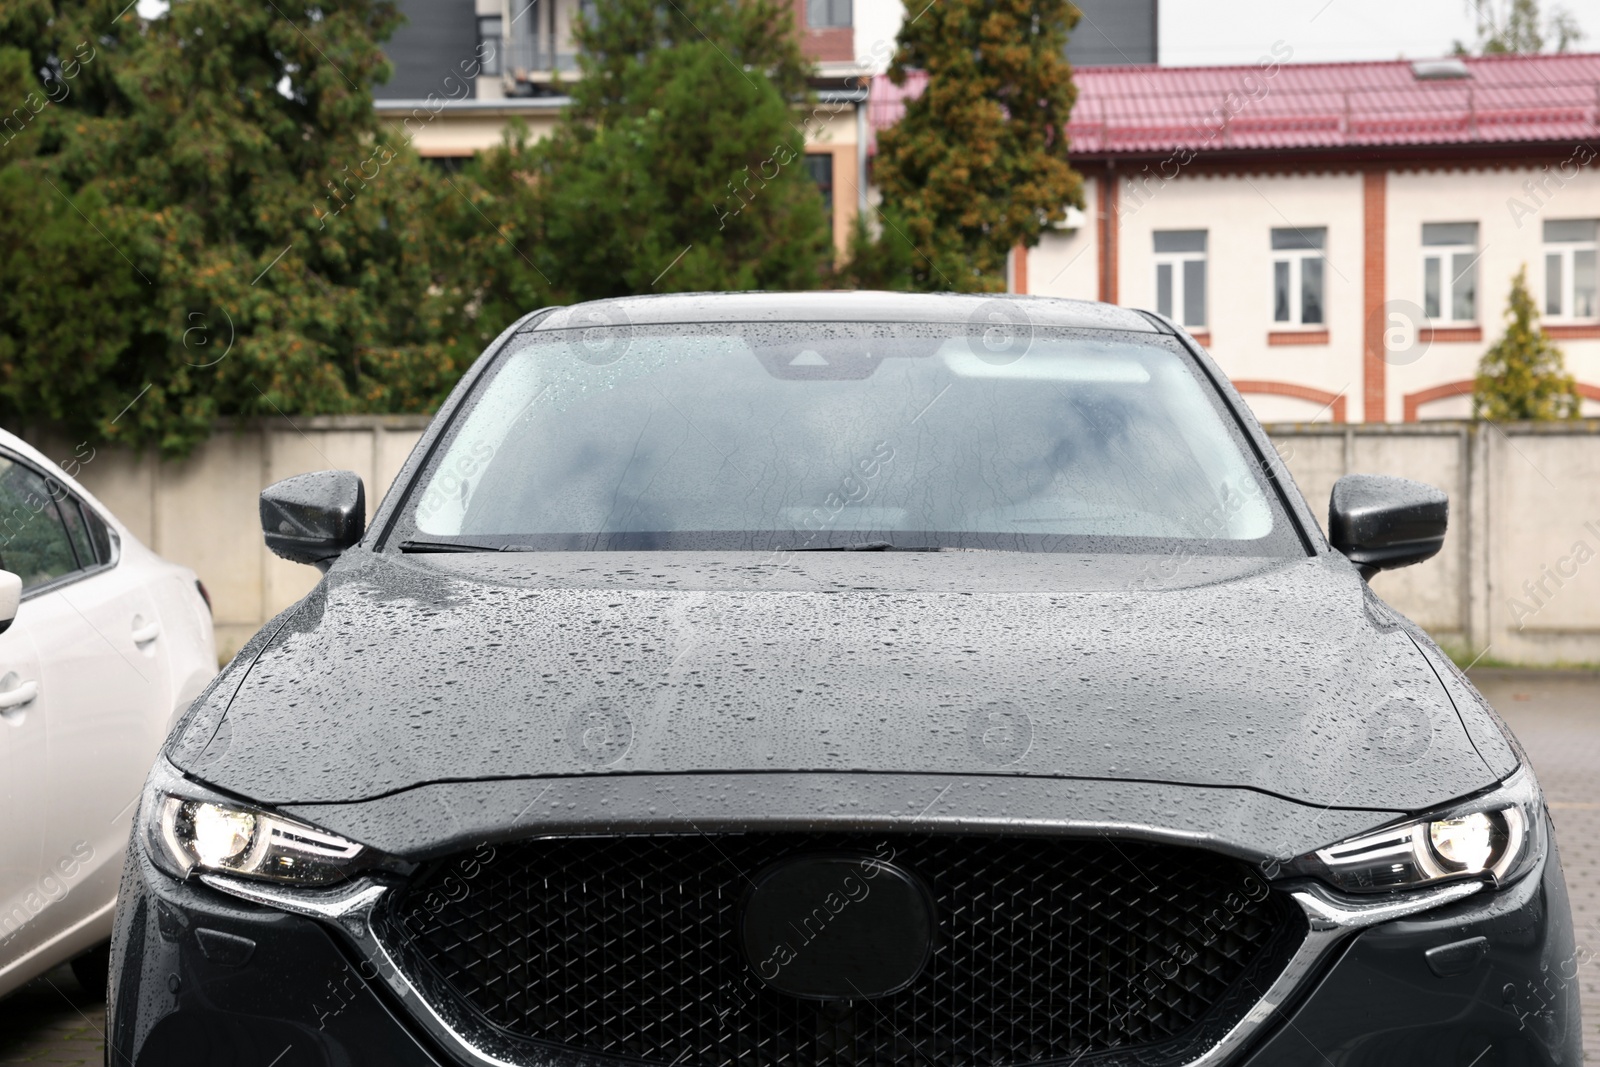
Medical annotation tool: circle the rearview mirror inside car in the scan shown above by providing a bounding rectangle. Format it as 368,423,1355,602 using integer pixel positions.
0,570,20,635
261,470,366,571
1328,474,1447,579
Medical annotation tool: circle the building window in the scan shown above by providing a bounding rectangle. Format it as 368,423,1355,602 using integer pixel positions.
1153,230,1206,328
804,153,834,212
1271,227,1326,326
1543,219,1598,320
477,16,502,77
807,0,852,29
1422,222,1479,324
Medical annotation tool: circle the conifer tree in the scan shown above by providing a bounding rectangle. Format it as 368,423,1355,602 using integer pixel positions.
0,0,469,454
459,0,834,308
850,0,1084,291
1474,265,1581,421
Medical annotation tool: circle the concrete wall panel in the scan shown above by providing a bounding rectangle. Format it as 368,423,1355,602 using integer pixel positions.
24,416,1600,667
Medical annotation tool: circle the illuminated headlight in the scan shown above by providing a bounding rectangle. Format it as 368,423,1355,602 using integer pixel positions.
1428,812,1498,871
1295,766,1542,893
142,759,388,887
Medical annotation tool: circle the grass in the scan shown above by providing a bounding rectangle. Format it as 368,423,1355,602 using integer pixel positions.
1439,642,1600,674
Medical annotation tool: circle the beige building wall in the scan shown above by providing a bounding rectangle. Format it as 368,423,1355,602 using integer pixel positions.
1030,169,1368,424
22,416,1600,668
1385,164,1600,422
1026,164,1600,426
1026,177,1099,304
802,103,865,258
376,102,563,157
1124,170,1367,424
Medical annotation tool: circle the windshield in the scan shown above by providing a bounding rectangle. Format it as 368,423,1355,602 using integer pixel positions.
389,320,1301,555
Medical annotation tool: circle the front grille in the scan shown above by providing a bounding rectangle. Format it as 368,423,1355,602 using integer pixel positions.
388,833,1293,1067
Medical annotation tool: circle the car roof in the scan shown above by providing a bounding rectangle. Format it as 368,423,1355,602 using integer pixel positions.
527,291,1163,333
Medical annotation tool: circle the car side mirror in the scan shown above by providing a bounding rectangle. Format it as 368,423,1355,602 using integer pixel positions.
1329,474,1447,579
0,570,20,635
261,470,365,572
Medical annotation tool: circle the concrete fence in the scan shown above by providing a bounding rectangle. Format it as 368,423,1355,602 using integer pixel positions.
26,416,430,656
23,417,1600,666
1268,420,1600,667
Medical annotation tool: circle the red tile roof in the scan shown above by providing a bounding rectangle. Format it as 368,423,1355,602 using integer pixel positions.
866,52,1600,157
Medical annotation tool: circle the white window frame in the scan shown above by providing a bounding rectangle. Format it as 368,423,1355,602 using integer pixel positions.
1271,227,1327,328
1421,223,1480,326
1153,231,1207,329
1542,219,1598,322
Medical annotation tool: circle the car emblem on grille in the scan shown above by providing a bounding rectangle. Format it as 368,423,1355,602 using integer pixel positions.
739,852,935,1000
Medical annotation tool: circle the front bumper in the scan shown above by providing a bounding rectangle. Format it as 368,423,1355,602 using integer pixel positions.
107,820,1581,1067
1239,818,1582,1065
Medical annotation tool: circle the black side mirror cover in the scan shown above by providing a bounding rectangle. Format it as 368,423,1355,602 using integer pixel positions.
1328,474,1447,577
261,470,366,570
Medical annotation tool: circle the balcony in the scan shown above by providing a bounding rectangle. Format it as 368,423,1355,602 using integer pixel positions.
503,36,580,79
496,0,584,83
487,0,858,85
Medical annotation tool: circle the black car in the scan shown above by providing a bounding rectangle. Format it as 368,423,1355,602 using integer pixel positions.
108,293,1579,1066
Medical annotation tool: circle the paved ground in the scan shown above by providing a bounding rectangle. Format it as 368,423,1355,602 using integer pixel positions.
1474,670,1600,1062
1,669,1596,1065
0,961,103,1066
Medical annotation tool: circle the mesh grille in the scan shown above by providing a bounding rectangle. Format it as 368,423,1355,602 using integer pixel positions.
389,834,1290,1067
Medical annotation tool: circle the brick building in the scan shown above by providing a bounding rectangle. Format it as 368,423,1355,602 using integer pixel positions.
909,51,1600,424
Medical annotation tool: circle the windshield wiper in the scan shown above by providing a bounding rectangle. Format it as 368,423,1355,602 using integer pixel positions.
793,541,937,552
399,539,518,553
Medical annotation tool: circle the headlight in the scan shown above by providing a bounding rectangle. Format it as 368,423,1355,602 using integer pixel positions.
1293,766,1542,894
142,758,392,887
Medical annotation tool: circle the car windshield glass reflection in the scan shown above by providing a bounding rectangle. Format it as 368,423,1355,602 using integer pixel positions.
397,322,1298,555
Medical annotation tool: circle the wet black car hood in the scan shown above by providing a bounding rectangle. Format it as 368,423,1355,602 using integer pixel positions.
171,549,1515,835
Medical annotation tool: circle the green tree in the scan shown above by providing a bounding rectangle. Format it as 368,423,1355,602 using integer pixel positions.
0,0,471,455
1454,0,1583,54
839,210,919,290
0,21,142,437
455,0,834,310
849,0,1084,291
1473,266,1580,421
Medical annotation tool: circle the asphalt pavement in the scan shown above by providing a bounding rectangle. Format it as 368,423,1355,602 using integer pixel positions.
1474,670,1600,1062
1,668,1595,1065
